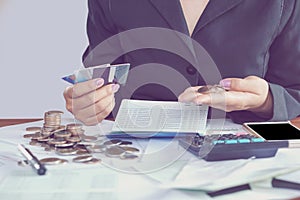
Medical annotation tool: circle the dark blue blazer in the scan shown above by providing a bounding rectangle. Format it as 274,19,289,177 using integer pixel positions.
83,0,300,123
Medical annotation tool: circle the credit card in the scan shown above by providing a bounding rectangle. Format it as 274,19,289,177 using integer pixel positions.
62,63,130,85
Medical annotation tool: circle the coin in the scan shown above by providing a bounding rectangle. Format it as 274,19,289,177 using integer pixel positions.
26,127,42,132
80,135,98,142
56,148,77,156
37,137,51,143
120,152,139,160
105,146,125,158
76,149,90,155
72,155,93,163
48,138,67,145
23,133,39,139
87,144,106,153
54,131,72,138
103,139,122,147
83,158,101,164
55,142,75,148
40,157,68,165
47,110,64,115
121,146,140,153
119,141,133,146
29,140,42,147
66,136,81,143
197,85,225,94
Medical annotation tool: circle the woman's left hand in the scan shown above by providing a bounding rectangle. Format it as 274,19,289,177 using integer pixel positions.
178,76,273,118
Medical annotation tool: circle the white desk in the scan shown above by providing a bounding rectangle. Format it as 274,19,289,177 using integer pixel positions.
1,119,300,200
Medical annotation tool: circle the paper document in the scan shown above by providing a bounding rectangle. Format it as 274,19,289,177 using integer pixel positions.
112,99,208,133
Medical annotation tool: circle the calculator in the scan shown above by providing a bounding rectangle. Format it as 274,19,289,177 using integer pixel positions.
179,133,288,161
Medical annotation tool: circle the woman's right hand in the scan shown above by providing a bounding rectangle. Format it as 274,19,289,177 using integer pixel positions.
63,78,119,126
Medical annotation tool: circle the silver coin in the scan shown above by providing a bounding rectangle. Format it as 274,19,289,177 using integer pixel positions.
40,157,68,165
48,138,67,145
119,141,133,146
23,133,39,139
197,85,225,94
54,131,72,138
72,155,93,163
121,146,140,153
66,136,81,143
103,139,122,147
105,146,125,158
37,137,51,143
55,142,75,148
82,158,101,164
26,127,42,132
29,140,42,147
56,148,77,156
80,135,98,142
120,152,139,160
87,144,106,153
47,110,64,115
76,149,90,155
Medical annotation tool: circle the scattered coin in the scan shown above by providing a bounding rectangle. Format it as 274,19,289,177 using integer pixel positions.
87,144,106,153
56,148,77,156
80,135,98,142
40,157,68,165
29,140,42,147
66,136,81,143
105,146,125,158
76,149,90,155
83,158,101,164
48,138,67,145
72,155,93,163
55,142,75,148
120,152,139,160
103,139,122,147
23,133,39,139
54,130,72,138
119,141,133,146
26,127,42,132
121,146,140,153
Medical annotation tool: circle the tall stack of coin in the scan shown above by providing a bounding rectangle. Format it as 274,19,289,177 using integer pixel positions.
43,111,63,132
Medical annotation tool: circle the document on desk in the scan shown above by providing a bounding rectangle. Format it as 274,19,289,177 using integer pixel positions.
112,99,209,133
165,148,300,192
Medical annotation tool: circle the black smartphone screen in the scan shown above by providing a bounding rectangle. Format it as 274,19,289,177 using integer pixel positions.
247,123,300,140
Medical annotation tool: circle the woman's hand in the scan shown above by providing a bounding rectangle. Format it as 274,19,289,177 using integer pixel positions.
178,76,273,118
63,78,119,126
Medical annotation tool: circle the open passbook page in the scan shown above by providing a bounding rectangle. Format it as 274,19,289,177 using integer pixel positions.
111,99,208,134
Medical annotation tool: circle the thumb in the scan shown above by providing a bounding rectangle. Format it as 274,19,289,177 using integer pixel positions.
219,77,254,93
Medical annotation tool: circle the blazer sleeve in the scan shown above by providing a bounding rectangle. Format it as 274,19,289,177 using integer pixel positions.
230,0,300,123
83,0,123,67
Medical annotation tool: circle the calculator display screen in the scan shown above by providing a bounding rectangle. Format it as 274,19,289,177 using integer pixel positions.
247,123,300,140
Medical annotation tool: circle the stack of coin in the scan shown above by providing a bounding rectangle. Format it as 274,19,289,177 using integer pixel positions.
23,110,142,164
66,123,84,136
43,111,64,132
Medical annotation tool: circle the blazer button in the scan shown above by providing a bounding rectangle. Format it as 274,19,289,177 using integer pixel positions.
186,66,196,75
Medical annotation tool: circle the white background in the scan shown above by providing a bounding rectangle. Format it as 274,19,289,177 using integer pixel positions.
0,0,88,118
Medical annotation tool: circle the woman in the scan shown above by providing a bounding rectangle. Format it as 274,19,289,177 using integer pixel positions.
64,0,300,125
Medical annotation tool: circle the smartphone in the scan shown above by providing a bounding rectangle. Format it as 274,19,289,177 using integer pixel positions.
243,121,300,148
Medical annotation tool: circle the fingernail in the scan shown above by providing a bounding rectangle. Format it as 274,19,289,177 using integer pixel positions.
112,84,120,93
220,80,231,90
95,78,104,87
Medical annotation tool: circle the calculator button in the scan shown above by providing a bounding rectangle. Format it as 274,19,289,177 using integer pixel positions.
237,139,251,143
251,138,265,143
225,139,238,144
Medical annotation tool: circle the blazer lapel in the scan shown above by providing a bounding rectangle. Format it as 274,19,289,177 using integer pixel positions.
193,0,244,36
149,0,189,35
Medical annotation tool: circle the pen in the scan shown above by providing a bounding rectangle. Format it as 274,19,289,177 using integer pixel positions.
18,144,47,175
